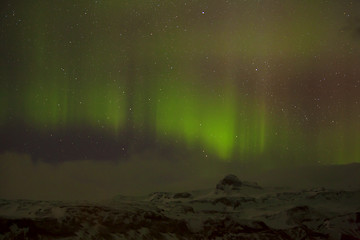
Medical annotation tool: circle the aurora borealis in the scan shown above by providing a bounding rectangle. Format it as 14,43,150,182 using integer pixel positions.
1,0,360,167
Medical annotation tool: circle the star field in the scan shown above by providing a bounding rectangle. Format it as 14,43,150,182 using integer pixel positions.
1,0,359,166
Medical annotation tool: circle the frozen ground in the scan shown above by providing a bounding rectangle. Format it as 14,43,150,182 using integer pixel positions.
1,174,360,240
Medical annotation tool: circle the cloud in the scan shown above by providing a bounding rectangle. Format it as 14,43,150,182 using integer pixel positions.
1,152,359,201
0,152,236,201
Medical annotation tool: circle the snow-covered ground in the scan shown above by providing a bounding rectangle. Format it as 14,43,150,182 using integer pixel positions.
1,174,359,239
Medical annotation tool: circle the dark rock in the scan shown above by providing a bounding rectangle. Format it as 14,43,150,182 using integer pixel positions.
173,192,192,199
213,197,236,207
216,174,242,190
172,205,195,214
148,192,172,201
356,212,360,223
341,233,360,240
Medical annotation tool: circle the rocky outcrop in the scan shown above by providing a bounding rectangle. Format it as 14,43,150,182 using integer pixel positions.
173,192,192,199
1,175,359,240
216,174,242,191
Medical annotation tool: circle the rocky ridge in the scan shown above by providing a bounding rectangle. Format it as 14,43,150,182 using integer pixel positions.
0,175,359,240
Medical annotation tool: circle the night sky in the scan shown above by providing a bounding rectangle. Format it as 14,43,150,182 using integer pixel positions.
0,0,360,199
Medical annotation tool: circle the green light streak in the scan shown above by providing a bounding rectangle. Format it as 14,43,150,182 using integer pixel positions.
199,94,237,159
154,75,268,159
155,78,199,144
24,79,69,128
0,88,8,126
82,80,127,132
317,121,360,164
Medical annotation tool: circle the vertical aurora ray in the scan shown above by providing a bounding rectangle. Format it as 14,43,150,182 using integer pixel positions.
154,71,269,160
198,89,237,159
155,77,199,145
24,79,69,128
0,87,8,126
81,79,127,132
20,1,71,129
235,104,268,157
131,73,158,133
317,120,360,165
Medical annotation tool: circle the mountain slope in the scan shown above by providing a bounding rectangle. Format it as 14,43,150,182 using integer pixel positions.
1,174,360,240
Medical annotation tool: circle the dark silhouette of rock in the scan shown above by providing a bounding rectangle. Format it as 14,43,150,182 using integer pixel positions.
216,174,242,190
173,192,192,199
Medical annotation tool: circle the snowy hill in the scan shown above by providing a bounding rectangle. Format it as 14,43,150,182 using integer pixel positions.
1,174,360,239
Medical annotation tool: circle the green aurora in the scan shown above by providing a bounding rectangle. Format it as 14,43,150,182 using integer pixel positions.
1,0,360,165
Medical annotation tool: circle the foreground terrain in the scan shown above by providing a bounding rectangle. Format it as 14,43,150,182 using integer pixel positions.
1,175,360,240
